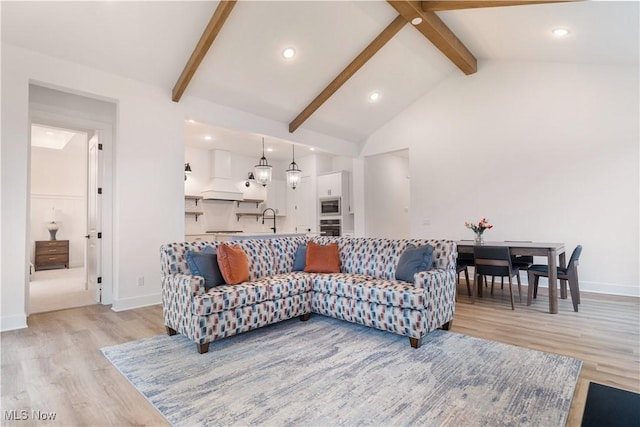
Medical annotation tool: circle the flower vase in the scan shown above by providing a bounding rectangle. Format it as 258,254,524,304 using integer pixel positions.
474,232,484,245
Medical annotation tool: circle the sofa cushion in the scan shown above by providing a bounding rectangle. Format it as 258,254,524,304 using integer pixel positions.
160,241,221,276
411,239,457,270
292,244,307,272
311,273,376,299
353,279,426,310
395,244,434,283
270,236,309,274
234,239,276,280
217,244,250,285
351,238,414,280
263,272,312,299
192,282,270,316
310,236,356,273
304,242,340,273
185,247,226,290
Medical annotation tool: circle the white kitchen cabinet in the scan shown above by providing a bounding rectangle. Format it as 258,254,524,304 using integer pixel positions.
266,179,287,216
317,172,344,197
317,171,351,213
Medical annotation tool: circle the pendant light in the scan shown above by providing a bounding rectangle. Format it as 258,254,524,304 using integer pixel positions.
286,145,302,190
254,137,272,187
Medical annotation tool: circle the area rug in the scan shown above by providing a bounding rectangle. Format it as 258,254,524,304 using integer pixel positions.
101,316,582,426
581,382,640,427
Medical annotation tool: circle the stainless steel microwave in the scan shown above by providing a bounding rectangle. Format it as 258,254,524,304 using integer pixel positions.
320,197,341,216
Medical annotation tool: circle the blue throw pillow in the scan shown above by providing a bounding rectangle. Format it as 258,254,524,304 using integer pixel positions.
395,244,434,283
293,244,307,272
185,247,225,290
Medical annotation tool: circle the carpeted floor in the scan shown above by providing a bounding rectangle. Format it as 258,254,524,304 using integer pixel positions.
102,316,582,427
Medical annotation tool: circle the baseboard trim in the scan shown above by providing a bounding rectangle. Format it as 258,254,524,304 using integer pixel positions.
111,293,162,312
519,275,639,298
1,314,28,332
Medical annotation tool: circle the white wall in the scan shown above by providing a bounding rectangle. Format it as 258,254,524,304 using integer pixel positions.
31,132,87,268
364,151,410,238
1,45,184,329
1,43,360,330
361,60,639,296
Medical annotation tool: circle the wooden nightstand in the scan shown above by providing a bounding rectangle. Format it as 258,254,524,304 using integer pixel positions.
35,240,69,271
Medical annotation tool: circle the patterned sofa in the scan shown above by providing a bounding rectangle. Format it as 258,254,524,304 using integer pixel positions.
160,236,457,354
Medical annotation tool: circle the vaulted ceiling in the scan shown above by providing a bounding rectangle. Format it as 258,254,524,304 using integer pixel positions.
2,1,638,145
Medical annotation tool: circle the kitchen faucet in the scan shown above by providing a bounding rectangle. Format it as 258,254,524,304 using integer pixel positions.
262,208,277,234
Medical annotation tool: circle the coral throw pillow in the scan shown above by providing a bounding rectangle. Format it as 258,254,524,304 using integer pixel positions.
217,243,250,285
304,241,340,273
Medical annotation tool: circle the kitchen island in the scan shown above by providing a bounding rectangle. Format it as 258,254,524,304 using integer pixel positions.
217,232,306,241
185,232,308,242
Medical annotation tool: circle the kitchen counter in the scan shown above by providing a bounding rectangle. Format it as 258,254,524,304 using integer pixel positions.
184,232,307,242
218,232,306,241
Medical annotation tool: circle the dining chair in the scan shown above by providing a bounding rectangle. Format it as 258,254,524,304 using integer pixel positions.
527,245,583,312
473,246,522,310
456,255,473,301
491,241,534,290
506,240,534,271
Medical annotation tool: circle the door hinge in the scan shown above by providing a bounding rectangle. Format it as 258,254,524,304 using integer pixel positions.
97,232,102,239
98,143,103,150
98,187,102,194
97,277,102,284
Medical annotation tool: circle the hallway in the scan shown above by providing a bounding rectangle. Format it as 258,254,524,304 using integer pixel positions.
30,267,95,314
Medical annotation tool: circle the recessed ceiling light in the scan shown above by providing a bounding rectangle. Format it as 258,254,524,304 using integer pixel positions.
204,135,212,141
368,92,381,102
267,148,273,152
187,119,195,123
282,47,296,59
309,147,315,151
411,17,423,26
552,28,570,37
46,131,55,136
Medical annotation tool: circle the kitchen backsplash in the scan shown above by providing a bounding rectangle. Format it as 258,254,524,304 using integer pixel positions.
185,199,282,235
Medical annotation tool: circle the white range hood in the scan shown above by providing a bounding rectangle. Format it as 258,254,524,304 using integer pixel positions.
201,150,244,201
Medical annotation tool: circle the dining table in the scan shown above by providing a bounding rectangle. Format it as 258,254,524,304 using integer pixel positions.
455,241,566,314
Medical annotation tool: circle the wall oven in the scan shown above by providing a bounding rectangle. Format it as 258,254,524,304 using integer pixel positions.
320,197,341,216
319,219,341,237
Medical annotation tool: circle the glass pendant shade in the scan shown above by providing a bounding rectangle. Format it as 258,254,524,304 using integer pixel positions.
254,138,272,187
286,145,302,189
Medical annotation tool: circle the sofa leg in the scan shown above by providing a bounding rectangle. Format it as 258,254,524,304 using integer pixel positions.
166,326,177,336
197,342,210,354
440,320,452,331
409,337,422,349
300,313,311,321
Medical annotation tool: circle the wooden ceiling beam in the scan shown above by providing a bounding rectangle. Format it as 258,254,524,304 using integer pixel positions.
387,1,477,75
172,0,237,102
289,15,407,134
421,1,581,12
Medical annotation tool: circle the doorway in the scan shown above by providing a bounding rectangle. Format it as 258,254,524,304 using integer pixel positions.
29,123,96,313
27,83,115,315
364,149,411,238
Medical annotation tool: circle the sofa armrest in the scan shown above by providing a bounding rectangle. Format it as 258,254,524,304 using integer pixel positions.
163,273,206,298
414,268,457,331
413,268,450,290
161,273,205,334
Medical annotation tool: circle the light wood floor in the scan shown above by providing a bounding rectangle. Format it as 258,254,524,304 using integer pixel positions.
1,284,638,426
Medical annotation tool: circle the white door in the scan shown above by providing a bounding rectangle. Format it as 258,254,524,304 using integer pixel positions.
86,133,102,302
